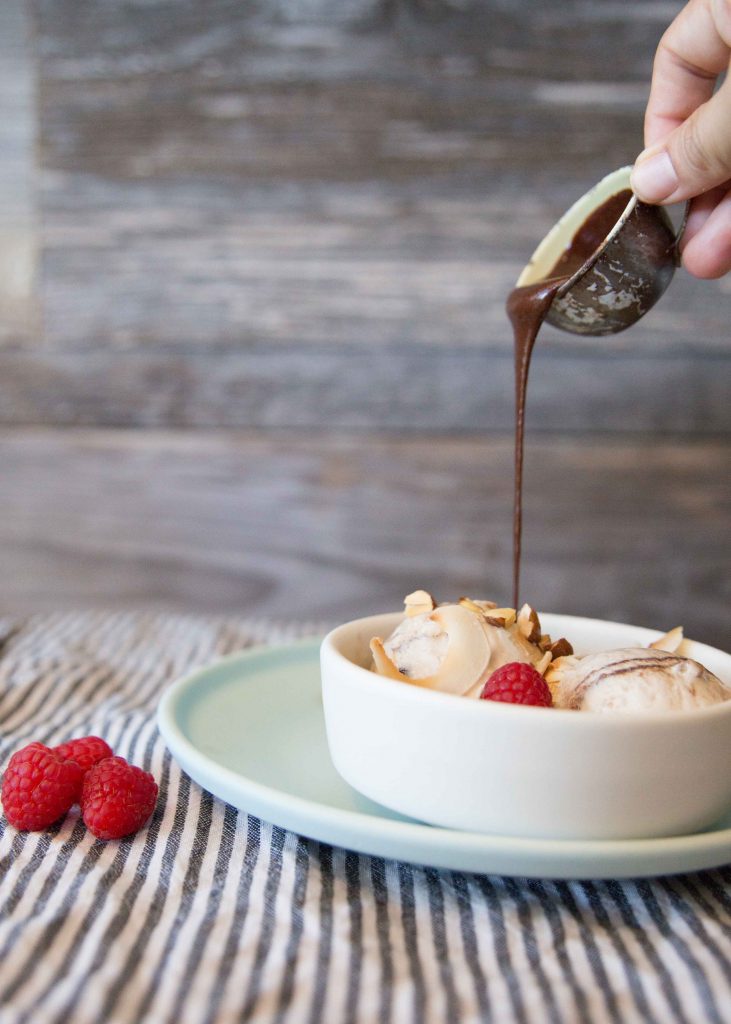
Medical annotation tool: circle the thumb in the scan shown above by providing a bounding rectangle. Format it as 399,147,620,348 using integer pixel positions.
631,76,731,205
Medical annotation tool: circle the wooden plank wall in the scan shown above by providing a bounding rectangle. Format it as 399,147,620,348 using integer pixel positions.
1,0,729,646
0,0,36,346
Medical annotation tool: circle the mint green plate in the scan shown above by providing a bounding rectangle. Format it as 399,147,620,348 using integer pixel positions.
157,640,731,879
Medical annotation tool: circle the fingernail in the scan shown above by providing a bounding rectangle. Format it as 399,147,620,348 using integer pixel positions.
630,150,678,203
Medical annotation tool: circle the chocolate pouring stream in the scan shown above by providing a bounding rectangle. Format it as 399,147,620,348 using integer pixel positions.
507,189,633,609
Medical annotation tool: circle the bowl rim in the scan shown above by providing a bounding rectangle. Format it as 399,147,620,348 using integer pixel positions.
516,166,637,294
321,611,731,727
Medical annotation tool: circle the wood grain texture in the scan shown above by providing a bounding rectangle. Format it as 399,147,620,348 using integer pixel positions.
0,429,727,648
3,2,727,627
16,0,727,433
35,178,728,354
0,0,38,345
1,339,729,433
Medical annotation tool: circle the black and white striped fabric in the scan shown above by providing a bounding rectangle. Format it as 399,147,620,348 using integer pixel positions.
1,612,730,1024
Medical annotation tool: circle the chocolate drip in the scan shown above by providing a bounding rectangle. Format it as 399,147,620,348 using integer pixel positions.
507,189,632,608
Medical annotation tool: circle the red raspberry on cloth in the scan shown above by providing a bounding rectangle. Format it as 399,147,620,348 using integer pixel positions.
81,756,158,840
480,662,552,707
1,742,84,831
53,736,113,773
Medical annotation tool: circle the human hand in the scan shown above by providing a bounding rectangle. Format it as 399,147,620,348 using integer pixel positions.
630,0,731,278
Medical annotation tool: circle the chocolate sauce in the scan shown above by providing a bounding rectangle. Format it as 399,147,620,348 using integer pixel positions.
508,189,632,609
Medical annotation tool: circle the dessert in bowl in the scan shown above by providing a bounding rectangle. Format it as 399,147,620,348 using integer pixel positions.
320,595,731,841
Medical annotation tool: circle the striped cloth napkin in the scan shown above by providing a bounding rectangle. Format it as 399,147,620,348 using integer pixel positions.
0,611,729,1024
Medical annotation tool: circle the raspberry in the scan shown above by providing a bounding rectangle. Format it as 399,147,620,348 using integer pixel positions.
480,661,552,707
1,742,84,830
81,756,158,840
53,736,113,773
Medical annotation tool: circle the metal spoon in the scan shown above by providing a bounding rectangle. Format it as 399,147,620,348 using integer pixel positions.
516,166,689,336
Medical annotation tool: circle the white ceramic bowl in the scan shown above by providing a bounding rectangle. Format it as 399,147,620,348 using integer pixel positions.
321,613,731,840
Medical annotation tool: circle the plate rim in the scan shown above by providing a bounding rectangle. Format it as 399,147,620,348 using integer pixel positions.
157,632,731,879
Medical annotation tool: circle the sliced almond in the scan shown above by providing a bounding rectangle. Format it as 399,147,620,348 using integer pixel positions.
404,589,436,617
459,597,486,617
517,603,541,644
544,653,576,684
549,637,574,659
649,626,684,653
535,650,553,676
484,607,517,628
460,596,512,627
538,633,553,651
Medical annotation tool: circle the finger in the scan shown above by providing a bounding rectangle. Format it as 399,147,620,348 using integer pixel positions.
631,74,731,204
644,0,729,149
678,182,730,249
681,184,731,278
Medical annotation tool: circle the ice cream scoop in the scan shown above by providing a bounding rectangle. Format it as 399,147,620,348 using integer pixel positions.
547,647,731,713
370,591,571,698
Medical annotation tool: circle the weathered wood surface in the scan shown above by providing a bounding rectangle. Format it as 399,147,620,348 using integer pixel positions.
2,341,730,433
0,430,728,648
2,0,726,433
0,0,37,345
0,1,727,629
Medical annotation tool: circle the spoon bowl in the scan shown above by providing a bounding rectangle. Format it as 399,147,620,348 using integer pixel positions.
517,166,684,336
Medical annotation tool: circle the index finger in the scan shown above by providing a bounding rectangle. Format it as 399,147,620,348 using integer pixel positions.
645,0,731,148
